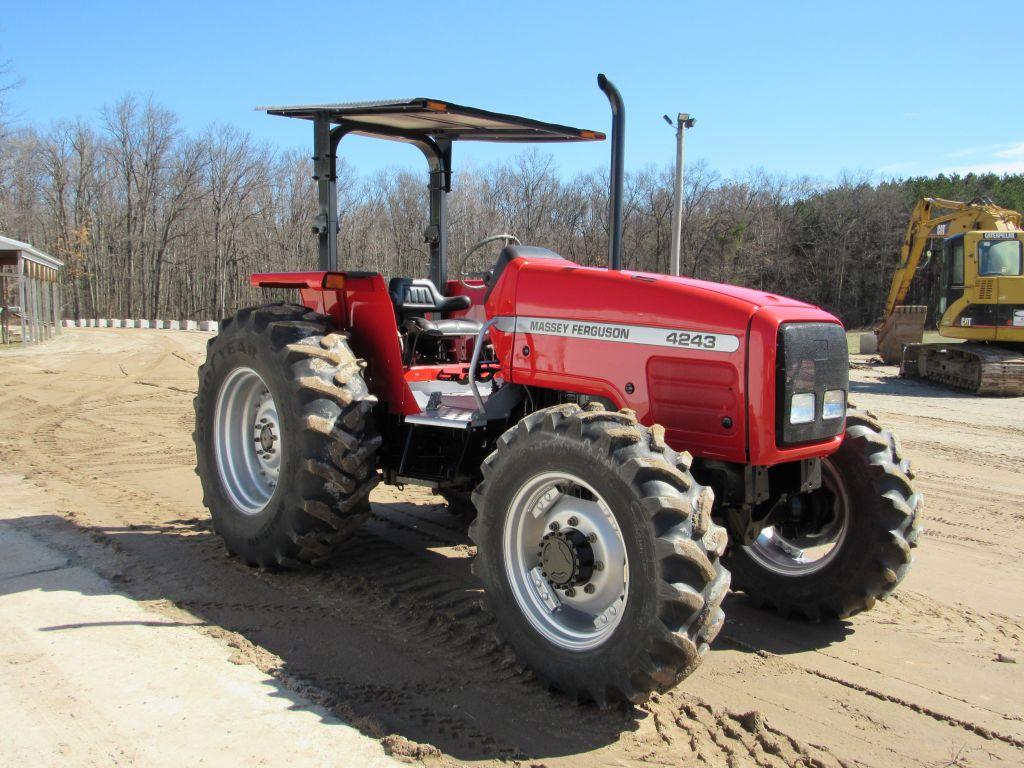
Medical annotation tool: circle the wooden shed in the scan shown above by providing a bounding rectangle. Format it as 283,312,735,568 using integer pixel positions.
0,234,63,345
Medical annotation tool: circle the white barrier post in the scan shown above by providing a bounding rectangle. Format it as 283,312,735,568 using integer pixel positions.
859,332,878,355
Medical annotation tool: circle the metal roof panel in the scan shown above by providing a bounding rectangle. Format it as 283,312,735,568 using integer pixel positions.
256,98,604,143
0,234,63,269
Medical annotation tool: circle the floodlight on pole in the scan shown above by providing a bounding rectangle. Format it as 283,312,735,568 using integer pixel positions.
667,112,695,277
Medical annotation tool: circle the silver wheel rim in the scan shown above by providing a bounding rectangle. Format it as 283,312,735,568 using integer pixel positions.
503,471,628,651
213,366,282,515
745,460,849,575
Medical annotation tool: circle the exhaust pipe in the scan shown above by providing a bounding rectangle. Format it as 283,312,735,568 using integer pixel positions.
597,73,625,271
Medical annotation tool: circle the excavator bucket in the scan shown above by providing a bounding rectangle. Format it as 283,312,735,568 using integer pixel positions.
876,305,928,364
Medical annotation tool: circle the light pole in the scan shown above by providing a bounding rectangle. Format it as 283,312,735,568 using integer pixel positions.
664,112,695,276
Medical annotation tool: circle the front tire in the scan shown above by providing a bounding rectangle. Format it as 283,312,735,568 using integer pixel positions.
469,403,730,705
726,407,921,620
437,489,476,521
193,303,380,568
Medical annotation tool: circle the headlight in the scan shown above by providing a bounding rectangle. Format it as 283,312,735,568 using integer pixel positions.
822,389,845,420
789,393,816,424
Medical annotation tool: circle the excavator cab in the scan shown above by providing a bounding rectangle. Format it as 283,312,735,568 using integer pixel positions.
937,230,1024,339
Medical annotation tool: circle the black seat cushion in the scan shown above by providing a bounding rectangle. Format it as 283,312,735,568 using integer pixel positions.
389,277,480,339
389,277,471,316
404,316,482,338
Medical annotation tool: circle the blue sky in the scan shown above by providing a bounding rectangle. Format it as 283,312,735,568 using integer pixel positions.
3,1,1023,181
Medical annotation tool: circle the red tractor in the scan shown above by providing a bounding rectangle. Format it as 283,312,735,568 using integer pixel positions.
193,76,920,705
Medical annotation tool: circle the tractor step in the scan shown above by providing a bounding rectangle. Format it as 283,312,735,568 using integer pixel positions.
405,380,486,430
405,407,477,429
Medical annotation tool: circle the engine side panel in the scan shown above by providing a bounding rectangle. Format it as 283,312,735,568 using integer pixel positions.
491,258,755,462
487,256,845,465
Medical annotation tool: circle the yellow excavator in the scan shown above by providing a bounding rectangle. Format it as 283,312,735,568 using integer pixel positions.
876,197,1024,395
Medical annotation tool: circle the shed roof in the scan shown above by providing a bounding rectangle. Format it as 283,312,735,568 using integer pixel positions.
258,98,604,143
0,234,63,270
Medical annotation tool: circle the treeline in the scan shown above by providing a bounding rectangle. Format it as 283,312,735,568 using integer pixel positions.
2,94,1023,328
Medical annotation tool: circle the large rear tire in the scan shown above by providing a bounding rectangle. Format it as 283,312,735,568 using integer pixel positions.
469,403,730,705
726,407,921,620
193,303,380,568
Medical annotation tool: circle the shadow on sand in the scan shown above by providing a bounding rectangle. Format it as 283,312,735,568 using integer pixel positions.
2,503,859,763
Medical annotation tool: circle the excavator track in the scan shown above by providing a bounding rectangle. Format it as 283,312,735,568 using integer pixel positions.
902,342,1024,396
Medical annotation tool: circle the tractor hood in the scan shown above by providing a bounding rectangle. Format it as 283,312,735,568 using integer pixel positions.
484,249,845,467
485,251,833,335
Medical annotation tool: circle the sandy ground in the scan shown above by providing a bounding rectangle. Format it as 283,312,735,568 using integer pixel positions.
0,328,1021,767
0,525,400,767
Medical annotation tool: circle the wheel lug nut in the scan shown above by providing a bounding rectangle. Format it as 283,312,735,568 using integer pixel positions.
548,522,560,531
584,584,595,594
594,561,604,571
565,587,576,597
587,533,597,543
567,516,579,527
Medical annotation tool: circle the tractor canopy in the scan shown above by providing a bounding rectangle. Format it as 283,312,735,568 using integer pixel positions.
258,98,605,144
259,97,605,285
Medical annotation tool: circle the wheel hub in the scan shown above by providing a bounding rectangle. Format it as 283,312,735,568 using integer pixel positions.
745,458,850,575
257,423,277,453
538,529,594,588
503,472,629,651
213,367,282,515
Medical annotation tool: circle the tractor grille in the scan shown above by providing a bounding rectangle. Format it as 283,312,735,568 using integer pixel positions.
776,322,849,446
977,279,996,301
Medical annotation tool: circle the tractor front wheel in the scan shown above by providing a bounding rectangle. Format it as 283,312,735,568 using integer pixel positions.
469,404,730,705
193,303,380,568
726,407,921,620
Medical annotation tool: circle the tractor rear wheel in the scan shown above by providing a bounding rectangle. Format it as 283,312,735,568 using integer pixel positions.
726,407,921,620
193,303,380,568
469,403,730,705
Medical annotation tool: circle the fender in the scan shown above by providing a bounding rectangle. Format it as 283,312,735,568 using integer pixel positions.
252,271,417,415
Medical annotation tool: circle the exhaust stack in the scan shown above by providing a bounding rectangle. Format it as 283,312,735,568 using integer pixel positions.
597,74,625,271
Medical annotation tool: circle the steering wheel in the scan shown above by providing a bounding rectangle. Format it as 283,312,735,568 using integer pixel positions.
455,233,520,289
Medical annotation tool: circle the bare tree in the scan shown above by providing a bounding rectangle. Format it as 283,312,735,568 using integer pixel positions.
2,90,1021,330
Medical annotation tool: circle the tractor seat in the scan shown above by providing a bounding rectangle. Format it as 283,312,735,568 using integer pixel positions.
388,277,482,338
